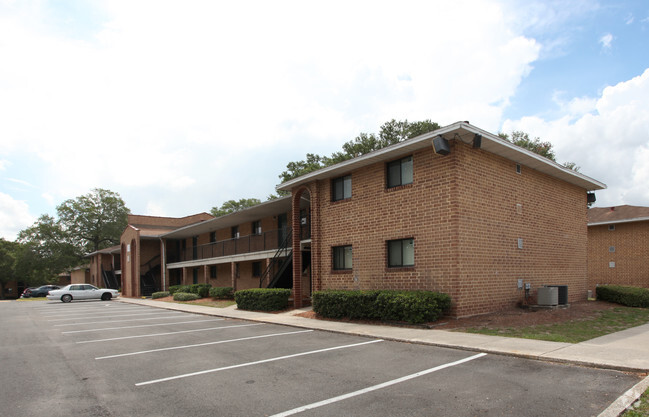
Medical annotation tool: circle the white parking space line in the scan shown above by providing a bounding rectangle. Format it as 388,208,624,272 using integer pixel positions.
48,311,176,322
269,353,488,417
54,315,186,327
44,308,148,317
96,330,314,360
77,323,264,344
62,318,225,334
135,339,384,387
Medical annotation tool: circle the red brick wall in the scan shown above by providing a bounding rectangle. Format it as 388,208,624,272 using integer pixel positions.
454,142,587,316
301,140,588,317
120,227,139,297
588,221,649,290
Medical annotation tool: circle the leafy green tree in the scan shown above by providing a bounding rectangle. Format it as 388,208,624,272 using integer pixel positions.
562,161,580,172
56,188,130,253
499,131,556,161
211,198,262,217
16,215,81,284
279,119,440,184
0,238,19,299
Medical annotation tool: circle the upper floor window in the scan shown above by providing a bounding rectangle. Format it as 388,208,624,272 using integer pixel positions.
388,238,414,267
387,156,413,188
333,245,353,270
332,175,352,201
252,220,262,235
231,226,239,239
209,232,216,243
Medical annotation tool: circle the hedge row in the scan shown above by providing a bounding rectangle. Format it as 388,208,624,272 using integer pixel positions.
169,284,211,298
312,290,451,324
210,287,234,299
151,291,170,299
173,292,200,301
596,285,649,308
235,288,291,311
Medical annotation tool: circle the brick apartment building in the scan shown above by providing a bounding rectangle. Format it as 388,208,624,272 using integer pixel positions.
588,205,649,292
277,121,604,317
120,213,213,297
119,121,605,318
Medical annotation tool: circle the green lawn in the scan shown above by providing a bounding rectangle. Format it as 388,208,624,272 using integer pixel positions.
463,307,649,343
623,388,649,416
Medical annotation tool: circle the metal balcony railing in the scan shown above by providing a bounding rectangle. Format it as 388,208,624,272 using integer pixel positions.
174,228,290,263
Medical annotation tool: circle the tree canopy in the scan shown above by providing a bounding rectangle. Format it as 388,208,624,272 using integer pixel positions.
278,119,440,185
15,188,130,285
211,198,262,217
0,238,20,299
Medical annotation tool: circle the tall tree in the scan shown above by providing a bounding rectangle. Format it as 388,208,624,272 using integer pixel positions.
211,198,262,217
16,215,80,285
279,119,440,184
499,131,556,161
0,238,19,299
57,188,130,253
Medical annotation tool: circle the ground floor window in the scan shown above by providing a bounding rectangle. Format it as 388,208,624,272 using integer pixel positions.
252,261,262,277
332,245,353,270
210,265,217,279
387,238,414,267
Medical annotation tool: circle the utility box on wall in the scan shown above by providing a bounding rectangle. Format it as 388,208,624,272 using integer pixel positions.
537,286,559,306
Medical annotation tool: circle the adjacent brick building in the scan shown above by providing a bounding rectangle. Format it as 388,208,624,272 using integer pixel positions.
588,205,649,292
120,213,213,297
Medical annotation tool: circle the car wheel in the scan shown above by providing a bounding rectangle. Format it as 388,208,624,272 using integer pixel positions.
61,294,72,303
101,293,112,301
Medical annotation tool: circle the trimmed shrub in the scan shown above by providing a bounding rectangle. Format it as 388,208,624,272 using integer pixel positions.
187,284,212,298
312,290,380,319
313,290,451,324
151,291,170,299
169,285,190,295
210,286,234,299
235,288,291,311
173,292,200,302
596,285,649,308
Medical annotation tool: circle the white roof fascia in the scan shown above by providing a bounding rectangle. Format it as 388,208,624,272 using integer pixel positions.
276,121,606,192
588,217,649,227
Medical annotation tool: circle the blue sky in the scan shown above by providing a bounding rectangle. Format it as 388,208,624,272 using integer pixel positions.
1,0,648,240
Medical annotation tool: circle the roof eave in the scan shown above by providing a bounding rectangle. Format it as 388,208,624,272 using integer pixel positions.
276,121,606,192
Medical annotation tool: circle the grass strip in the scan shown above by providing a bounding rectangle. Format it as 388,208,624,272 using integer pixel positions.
463,307,649,343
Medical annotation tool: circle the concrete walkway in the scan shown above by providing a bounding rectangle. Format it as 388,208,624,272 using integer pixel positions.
117,297,649,373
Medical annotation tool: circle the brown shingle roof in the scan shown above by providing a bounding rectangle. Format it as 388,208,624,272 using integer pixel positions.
588,205,649,225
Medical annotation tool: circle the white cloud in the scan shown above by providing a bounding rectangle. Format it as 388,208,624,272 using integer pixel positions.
502,68,649,208
0,192,35,240
599,33,613,50
0,0,542,217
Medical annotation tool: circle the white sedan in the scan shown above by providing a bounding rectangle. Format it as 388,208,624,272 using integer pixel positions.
46,284,120,303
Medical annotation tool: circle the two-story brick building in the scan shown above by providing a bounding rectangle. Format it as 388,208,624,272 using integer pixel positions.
277,121,605,317
588,205,649,293
119,121,605,317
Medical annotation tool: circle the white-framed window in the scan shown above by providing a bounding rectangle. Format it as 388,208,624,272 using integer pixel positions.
608,225,615,231
387,156,413,188
332,175,352,201
332,245,353,270
388,238,414,267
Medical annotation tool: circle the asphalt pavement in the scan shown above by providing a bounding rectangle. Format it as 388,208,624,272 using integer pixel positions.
116,297,649,417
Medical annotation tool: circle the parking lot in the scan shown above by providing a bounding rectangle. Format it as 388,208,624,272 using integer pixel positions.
0,300,642,416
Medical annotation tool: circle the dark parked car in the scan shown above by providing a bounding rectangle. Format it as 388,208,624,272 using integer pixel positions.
20,287,36,298
29,285,61,298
